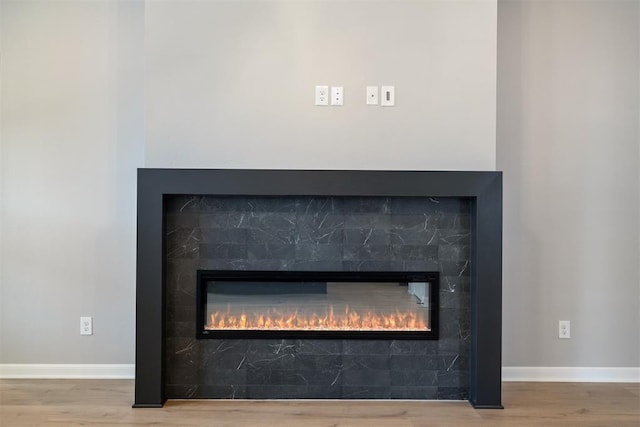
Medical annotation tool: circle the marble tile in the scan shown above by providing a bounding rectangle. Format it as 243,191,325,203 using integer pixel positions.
341,386,391,399
164,195,472,400
342,369,391,387
390,386,438,399
390,370,438,387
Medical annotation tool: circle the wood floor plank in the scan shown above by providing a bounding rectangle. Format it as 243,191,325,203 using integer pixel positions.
0,380,638,426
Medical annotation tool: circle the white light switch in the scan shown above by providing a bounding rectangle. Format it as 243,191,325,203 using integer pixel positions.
366,86,378,105
381,86,395,106
315,85,329,106
331,86,344,106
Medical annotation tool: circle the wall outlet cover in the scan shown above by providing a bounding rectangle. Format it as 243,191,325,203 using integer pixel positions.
80,316,93,336
315,85,329,106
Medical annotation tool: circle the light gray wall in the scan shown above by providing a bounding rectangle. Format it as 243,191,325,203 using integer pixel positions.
1,0,496,365
637,2,640,364
498,0,640,367
2,0,638,370
145,0,497,170
0,0,4,359
0,0,144,363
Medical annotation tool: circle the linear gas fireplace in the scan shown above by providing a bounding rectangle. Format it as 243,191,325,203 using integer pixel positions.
196,271,439,339
134,169,502,408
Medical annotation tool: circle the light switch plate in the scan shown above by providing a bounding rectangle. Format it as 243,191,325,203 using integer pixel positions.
381,85,395,106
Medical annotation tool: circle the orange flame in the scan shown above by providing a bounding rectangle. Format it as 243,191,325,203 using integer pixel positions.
205,305,428,331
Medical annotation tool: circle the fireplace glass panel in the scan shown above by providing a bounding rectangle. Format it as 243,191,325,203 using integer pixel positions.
197,271,438,339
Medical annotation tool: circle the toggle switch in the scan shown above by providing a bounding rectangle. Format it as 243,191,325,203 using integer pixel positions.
381,86,395,106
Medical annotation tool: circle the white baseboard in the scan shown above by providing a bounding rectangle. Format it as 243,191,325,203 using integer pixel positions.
1,364,638,383
0,364,135,379
503,366,640,383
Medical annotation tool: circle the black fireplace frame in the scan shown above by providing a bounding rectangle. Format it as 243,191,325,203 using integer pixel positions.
195,270,440,340
134,169,503,408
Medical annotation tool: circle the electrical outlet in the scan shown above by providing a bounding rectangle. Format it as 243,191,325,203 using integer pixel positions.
80,316,93,336
559,320,570,339
315,85,329,106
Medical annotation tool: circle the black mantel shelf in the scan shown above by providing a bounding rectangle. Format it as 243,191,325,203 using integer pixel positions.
134,169,503,409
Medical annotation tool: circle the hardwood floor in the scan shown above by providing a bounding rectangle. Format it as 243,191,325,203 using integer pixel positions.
0,380,638,426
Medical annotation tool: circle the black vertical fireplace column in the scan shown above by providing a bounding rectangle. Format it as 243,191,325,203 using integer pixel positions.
134,169,503,408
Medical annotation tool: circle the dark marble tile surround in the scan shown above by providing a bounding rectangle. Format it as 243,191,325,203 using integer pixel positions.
165,195,471,399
